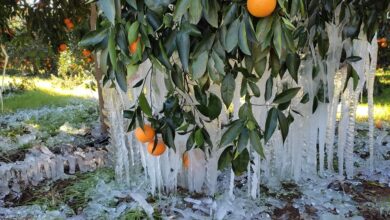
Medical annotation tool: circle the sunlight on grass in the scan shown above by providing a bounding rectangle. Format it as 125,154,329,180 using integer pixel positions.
356,104,390,121
1,75,96,113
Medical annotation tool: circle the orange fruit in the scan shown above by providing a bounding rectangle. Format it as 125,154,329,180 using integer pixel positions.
381,42,388,48
64,18,71,24
375,120,383,129
147,140,166,156
183,152,189,169
129,37,141,54
58,43,67,52
86,57,94,63
82,49,91,57
377,38,386,43
66,22,74,30
247,0,277,18
134,124,155,143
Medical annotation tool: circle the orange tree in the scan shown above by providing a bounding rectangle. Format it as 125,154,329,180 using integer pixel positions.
0,0,90,74
80,0,389,173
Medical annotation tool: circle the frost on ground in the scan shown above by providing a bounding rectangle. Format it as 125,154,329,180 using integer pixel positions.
0,101,99,154
0,123,389,220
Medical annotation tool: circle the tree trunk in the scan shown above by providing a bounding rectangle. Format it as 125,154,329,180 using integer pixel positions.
90,3,108,134
0,44,9,113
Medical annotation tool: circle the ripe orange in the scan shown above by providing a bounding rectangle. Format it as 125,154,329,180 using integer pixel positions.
86,57,94,63
247,0,277,18
381,42,388,48
147,140,166,156
58,43,67,52
129,37,141,54
183,152,189,169
64,18,71,24
66,22,74,30
134,124,155,143
82,49,91,57
377,38,386,43
375,120,383,129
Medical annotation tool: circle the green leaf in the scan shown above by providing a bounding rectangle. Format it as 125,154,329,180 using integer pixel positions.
145,0,171,14
248,81,260,97
225,19,239,52
211,51,225,75
79,28,108,47
254,57,267,78
222,3,237,26
273,18,283,59
126,0,137,9
139,92,152,117
127,64,139,78
256,15,274,44
240,78,248,97
237,128,249,153
195,128,204,147
171,69,185,91
162,124,175,151
264,107,278,143
300,93,309,104
208,93,222,120
157,40,172,69
238,20,251,55
189,0,202,24
133,79,143,88
98,0,115,25
108,28,117,71
127,21,139,44
202,0,219,27
249,130,265,158
277,110,288,143
115,67,128,92
286,53,300,82
220,120,245,147
176,32,190,72
191,51,209,80
173,0,191,22
345,56,362,63
186,132,195,151
146,11,162,31
221,73,235,108
232,148,249,175
218,146,233,170
265,77,273,101
273,88,300,104
312,96,318,113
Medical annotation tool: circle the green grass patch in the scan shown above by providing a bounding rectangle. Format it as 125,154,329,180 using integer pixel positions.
18,168,114,212
2,89,83,113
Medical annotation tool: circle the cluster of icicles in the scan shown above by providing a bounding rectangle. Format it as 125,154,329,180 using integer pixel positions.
0,145,106,200
103,20,378,199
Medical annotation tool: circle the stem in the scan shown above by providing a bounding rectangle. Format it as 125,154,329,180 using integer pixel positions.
0,44,9,113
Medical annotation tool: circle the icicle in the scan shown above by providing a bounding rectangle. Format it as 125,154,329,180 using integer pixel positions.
367,35,378,172
228,169,234,198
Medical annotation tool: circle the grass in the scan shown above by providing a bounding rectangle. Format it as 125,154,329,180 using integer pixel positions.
1,75,96,113
356,68,390,121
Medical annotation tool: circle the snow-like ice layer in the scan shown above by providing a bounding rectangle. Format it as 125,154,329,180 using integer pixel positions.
0,145,106,200
101,12,380,208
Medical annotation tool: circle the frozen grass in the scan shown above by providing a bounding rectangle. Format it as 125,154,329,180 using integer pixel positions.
19,168,114,212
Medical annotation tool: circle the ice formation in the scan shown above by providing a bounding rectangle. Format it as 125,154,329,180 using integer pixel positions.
0,145,106,200
101,12,379,204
